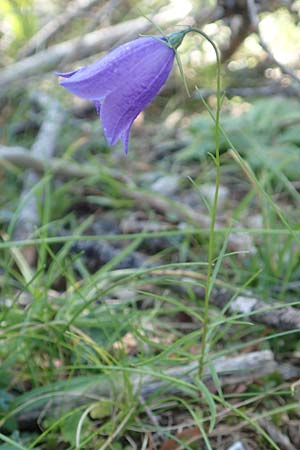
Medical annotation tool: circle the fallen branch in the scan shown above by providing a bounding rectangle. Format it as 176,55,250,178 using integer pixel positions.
258,418,297,450
129,190,211,228
0,145,98,178
154,269,300,332
17,0,107,59
0,145,211,228
13,94,63,262
11,350,298,430
210,288,300,332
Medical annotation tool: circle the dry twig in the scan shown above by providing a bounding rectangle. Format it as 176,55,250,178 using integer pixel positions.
156,269,300,332
258,418,297,450
18,0,105,59
13,94,63,263
14,350,296,429
0,144,211,228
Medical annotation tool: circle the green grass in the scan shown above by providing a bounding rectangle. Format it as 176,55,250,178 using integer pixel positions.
1,132,300,449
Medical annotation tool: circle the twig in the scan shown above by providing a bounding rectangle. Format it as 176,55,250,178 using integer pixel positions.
58,0,122,70
17,0,103,59
210,289,300,332
258,418,297,450
155,269,300,332
0,145,97,178
0,145,211,228
128,190,211,228
13,350,296,429
0,145,130,182
13,94,63,262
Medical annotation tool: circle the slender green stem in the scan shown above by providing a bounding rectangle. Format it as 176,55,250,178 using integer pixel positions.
185,28,222,378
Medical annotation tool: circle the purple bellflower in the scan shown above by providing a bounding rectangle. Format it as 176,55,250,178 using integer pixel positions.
57,31,186,154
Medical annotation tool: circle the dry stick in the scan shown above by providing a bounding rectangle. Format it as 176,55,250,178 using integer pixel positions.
0,145,211,228
246,0,300,88
210,288,300,332
153,269,300,332
58,0,122,71
1,145,257,251
258,418,297,450
142,267,300,332
14,350,299,429
4,268,300,332
0,147,257,256
0,145,130,183
18,0,104,59
128,190,211,228
13,94,63,263
0,6,220,93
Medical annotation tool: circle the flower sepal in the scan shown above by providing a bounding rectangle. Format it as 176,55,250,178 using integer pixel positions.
167,29,189,50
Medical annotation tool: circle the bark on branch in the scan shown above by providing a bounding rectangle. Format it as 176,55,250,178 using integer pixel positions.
17,0,110,59
12,94,63,263
12,350,299,430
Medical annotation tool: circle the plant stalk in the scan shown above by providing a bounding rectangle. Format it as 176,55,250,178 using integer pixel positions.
184,28,222,378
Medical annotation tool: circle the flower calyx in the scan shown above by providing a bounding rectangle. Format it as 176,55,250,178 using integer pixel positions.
167,28,190,49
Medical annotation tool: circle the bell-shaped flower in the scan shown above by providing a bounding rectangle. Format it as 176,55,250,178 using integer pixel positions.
58,35,178,154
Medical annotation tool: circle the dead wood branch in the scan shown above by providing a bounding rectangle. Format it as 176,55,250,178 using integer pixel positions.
13,94,63,262
13,350,298,429
258,418,297,450
150,269,300,332
0,144,257,253
210,289,300,331
0,145,128,184
0,145,97,178
128,190,211,228
0,145,211,228
17,0,108,59
56,0,122,73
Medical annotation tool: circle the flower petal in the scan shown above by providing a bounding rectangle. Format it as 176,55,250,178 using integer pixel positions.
59,37,168,100
121,121,133,155
56,69,80,78
101,44,175,147
93,100,101,116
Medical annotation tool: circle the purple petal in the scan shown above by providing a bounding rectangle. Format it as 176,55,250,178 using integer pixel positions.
56,69,80,78
59,37,168,100
93,100,101,116
121,121,133,155
101,44,175,147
